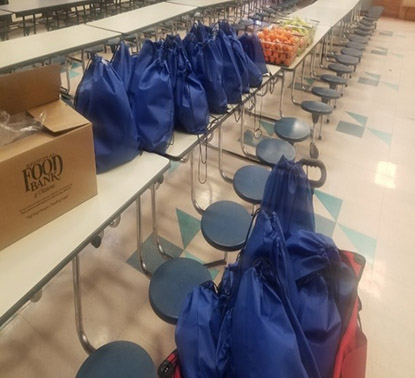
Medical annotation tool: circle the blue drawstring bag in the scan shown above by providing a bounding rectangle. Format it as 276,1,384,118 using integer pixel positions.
230,258,321,378
287,231,343,378
239,33,268,75
129,41,174,153
165,35,210,134
184,25,228,114
75,56,140,173
261,156,315,239
111,41,133,91
216,29,243,104
219,20,251,93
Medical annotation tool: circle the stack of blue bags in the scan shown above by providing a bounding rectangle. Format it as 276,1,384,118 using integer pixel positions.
175,157,365,378
74,22,266,173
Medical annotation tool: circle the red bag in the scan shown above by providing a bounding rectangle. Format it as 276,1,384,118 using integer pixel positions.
158,349,182,378
333,250,367,378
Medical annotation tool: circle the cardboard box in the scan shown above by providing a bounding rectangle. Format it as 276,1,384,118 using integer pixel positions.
0,65,97,251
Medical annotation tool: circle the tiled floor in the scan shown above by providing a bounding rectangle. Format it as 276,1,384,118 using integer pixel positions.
1,15,415,378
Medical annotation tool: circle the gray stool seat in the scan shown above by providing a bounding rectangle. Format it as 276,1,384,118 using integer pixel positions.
106,37,120,46
239,19,254,27
76,341,155,378
349,35,369,43
301,101,333,116
335,54,359,66
256,138,296,166
201,200,251,251
328,63,354,74
274,117,311,143
353,29,371,37
256,11,268,18
232,23,245,31
341,47,362,58
311,86,341,101
248,14,261,21
360,19,375,26
233,165,269,204
263,7,276,14
85,45,104,55
345,41,365,50
358,23,375,31
149,258,211,324
321,74,347,86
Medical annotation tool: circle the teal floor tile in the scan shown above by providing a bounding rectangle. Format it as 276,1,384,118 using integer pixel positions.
371,49,388,56
390,53,403,58
69,70,80,79
380,30,393,36
346,111,368,126
339,225,376,266
168,161,180,174
336,121,365,137
183,251,219,280
368,128,392,146
315,214,336,238
315,190,343,221
127,234,183,274
365,72,381,80
176,208,201,249
260,120,276,136
358,77,379,87
381,82,399,92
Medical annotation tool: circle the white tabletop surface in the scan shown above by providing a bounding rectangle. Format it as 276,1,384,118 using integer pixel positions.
0,9,12,16
0,152,170,325
291,5,350,27
0,24,120,72
167,0,234,9
0,0,97,15
87,2,197,34
312,0,360,10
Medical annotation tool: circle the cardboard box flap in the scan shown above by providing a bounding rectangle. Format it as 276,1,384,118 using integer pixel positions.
0,65,61,115
28,101,89,133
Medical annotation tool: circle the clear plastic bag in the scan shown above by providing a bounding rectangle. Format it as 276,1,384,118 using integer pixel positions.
0,109,45,147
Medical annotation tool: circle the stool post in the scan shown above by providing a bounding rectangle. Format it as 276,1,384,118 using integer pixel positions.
135,197,151,276
218,123,233,183
72,255,96,355
190,149,205,215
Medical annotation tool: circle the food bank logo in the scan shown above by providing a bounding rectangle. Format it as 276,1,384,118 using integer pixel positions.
23,154,63,193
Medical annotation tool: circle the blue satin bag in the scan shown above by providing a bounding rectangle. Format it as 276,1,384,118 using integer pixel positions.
111,41,133,90
184,25,228,114
165,35,210,134
129,42,174,153
239,33,268,75
287,231,343,378
230,258,321,378
261,157,315,238
75,56,140,173
219,20,250,93
216,29,243,104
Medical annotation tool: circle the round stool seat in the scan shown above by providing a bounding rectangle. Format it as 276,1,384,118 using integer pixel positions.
321,74,347,86
357,24,375,31
256,138,296,166
340,47,362,58
328,63,354,74
270,4,284,10
360,19,375,26
353,29,371,37
363,16,377,22
85,45,104,54
232,23,245,31
249,14,261,21
263,7,276,14
335,54,359,66
256,11,268,18
233,165,269,204
239,19,254,27
311,86,341,100
345,41,365,50
274,117,310,143
349,35,369,43
107,37,120,46
201,200,251,251
149,258,211,324
301,100,333,115
76,341,155,378
124,34,136,42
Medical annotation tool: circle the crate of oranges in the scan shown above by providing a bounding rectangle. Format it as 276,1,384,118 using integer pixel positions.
257,26,300,66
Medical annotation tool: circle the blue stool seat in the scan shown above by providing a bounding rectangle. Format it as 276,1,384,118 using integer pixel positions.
149,258,211,324
328,63,354,74
248,14,261,21
76,341,155,378
353,29,371,37
357,23,375,31
233,165,269,204
274,117,310,143
360,19,375,26
239,19,254,27
256,138,296,166
106,37,120,46
320,74,347,87
256,11,268,18
263,7,276,14
345,41,365,50
349,35,369,43
201,200,251,251
335,54,359,66
301,101,333,117
85,45,104,55
311,87,341,101
340,47,362,58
